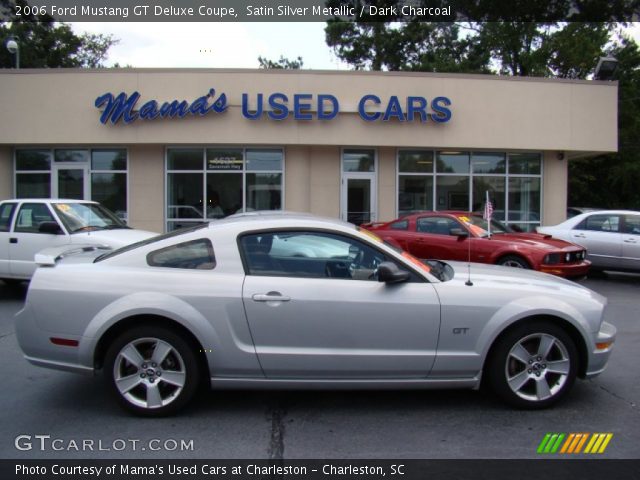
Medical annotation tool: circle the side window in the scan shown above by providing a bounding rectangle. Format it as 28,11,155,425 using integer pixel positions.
576,214,620,233
0,203,16,232
14,203,57,233
416,217,460,235
389,220,408,230
147,239,216,270
240,231,387,281
623,215,640,235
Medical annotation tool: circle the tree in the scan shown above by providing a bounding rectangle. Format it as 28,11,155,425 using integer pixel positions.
0,0,117,68
258,55,304,69
324,1,490,72
568,34,640,209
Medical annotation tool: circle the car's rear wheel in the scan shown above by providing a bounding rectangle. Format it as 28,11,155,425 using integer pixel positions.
486,322,578,409
104,326,200,416
497,255,530,269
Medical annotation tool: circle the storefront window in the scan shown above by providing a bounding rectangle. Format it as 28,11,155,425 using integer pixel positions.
398,176,433,216
54,149,89,163
473,177,506,217
397,150,542,228
343,149,375,172
15,149,128,219
398,150,433,173
167,149,203,170
15,173,50,198
509,153,541,175
166,147,284,231
16,150,51,170
436,151,470,174
436,176,469,210
472,152,506,174
247,173,282,211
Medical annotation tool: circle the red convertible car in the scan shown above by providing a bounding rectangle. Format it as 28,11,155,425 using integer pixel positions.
363,211,590,278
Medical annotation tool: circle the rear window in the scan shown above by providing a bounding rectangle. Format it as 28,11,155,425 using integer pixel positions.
94,223,209,262
0,203,16,232
147,239,216,270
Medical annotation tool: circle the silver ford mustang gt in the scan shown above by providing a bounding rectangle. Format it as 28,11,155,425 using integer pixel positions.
15,213,616,416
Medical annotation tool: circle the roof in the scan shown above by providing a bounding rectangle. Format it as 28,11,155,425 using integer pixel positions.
0,198,98,204
0,67,618,87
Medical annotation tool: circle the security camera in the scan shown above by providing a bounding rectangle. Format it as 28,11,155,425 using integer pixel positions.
6,39,18,54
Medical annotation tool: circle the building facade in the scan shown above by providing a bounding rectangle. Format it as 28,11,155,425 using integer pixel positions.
0,69,618,234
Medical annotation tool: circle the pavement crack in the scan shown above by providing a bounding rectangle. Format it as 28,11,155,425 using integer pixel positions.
0,331,15,340
267,399,287,460
596,383,638,411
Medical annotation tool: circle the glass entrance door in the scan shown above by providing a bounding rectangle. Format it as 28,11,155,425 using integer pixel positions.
52,166,89,200
342,176,375,225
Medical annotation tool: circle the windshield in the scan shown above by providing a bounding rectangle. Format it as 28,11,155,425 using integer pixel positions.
53,203,128,233
457,215,512,238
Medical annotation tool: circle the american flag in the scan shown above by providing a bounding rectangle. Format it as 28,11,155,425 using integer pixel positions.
483,194,494,221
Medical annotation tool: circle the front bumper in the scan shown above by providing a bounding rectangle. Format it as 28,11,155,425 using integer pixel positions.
539,260,591,278
585,321,616,378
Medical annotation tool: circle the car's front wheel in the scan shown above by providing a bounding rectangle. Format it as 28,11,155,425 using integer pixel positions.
104,326,200,416
486,321,578,409
497,255,530,269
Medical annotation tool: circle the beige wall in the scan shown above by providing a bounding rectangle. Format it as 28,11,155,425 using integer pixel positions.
0,69,617,154
284,146,310,213
308,146,340,218
542,151,569,226
0,147,11,200
128,145,164,233
377,147,396,222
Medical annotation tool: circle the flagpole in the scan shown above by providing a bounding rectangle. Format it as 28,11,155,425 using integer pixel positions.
486,191,491,238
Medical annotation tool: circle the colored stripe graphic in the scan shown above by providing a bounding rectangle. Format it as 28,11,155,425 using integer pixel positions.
540,433,613,454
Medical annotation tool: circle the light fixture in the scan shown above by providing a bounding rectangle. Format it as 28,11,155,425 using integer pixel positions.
5,36,19,69
594,57,618,81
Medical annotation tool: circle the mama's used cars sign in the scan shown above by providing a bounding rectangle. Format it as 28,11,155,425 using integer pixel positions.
95,88,452,125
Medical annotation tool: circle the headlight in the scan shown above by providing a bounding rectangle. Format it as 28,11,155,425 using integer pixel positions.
544,253,560,264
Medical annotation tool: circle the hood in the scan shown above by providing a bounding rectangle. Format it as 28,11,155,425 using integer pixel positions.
486,232,581,251
69,228,157,248
445,260,600,300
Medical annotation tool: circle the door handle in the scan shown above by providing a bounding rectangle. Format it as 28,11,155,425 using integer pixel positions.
9,238,17,244
572,234,586,239
252,292,291,302
623,239,637,244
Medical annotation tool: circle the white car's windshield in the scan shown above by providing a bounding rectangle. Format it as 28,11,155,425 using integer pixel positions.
52,203,127,233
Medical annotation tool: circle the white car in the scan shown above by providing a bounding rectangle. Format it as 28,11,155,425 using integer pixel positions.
537,210,640,273
0,199,157,282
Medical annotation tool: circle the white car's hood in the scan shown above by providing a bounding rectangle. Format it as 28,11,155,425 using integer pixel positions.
69,228,157,248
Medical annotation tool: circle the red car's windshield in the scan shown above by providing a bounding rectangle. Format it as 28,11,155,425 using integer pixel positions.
457,215,512,238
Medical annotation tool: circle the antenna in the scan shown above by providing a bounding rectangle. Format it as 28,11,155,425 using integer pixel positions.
465,226,473,286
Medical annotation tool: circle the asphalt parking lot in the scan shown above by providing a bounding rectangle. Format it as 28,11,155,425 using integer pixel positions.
0,274,638,460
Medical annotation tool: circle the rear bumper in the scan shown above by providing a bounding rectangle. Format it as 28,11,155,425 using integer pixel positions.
539,260,591,278
585,321,616,379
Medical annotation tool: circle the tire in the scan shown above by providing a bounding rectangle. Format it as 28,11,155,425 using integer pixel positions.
497,255,530,269
486,321,578,409
104,325,201,417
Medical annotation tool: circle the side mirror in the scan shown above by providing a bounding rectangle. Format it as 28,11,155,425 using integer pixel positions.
38,221,63,235
377,261,410,284
450,228,469,238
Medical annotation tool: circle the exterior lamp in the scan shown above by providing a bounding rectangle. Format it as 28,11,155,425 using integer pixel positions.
594,57,618,81
5,36,19,69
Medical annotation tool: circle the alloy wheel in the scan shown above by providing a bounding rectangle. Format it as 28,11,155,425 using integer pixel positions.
113,337,187,409
505,333,571,402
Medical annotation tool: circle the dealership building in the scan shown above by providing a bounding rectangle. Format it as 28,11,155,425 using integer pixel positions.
0,69,617,234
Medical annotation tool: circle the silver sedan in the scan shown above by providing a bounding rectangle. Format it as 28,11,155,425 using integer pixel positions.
538,210,640,273
16,213,616,416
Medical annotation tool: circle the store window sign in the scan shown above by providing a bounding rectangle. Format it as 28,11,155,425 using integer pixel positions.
95,89,452,124
208,157,243,170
